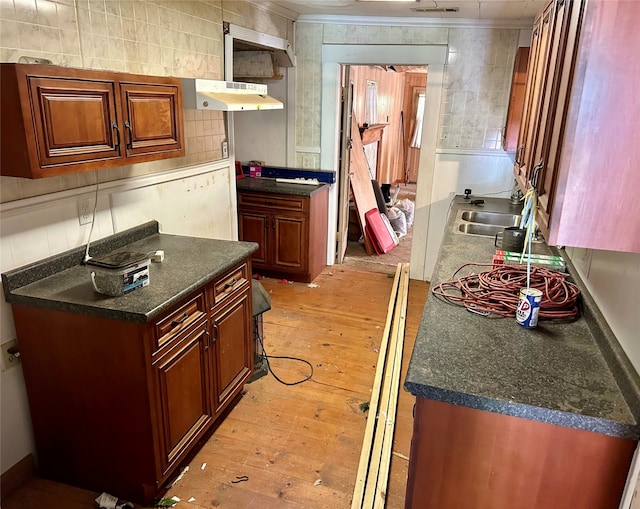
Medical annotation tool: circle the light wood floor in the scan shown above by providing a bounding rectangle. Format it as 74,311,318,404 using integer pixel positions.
2,265,429,509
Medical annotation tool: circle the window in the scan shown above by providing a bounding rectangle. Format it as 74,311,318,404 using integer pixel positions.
364,80,377,125
410,92,425,148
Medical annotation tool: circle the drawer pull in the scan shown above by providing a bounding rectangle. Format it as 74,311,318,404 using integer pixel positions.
224,278,238,290
170,312,189,328
211,319,219,341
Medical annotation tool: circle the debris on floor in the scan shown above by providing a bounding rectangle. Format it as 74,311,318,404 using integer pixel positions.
359,401,370,413
156,497,180,507
95,493,134,509
307,282,319,288
171,466,189,485
314,479,323,486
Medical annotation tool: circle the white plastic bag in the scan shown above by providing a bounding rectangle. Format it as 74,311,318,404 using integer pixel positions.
387,206,407,237
395,198,415,227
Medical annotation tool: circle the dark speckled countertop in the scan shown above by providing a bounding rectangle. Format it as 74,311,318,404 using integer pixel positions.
404,197,640,439
2,221,258,323
236,177,328,196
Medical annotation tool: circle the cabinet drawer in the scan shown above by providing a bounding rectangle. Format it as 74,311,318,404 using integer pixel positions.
209,263,249,308
154,292,206,351
238,192,307,213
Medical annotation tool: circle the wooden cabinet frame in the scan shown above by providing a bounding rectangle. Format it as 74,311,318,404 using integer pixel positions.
0,63,184,178
9,260,253,504
237,187,329,283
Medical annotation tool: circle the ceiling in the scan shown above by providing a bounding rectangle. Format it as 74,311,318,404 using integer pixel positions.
260,0,546,22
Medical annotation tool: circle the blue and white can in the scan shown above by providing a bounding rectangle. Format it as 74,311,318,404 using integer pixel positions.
516,288,542,328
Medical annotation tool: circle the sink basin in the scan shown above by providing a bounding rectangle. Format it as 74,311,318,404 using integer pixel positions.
458,224,505,237
461,211,521,227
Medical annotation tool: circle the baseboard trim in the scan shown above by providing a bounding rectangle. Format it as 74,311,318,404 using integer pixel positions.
1,453,36,501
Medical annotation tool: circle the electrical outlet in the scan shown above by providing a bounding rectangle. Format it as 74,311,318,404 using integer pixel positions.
77,199,93,226
1,339,21,371
222,141,229,159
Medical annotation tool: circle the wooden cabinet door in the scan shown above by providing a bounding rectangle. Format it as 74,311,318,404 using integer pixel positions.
119,82,184,158
27,76,120,171
536,0,581,235
503,47,530,153
238,209,269,267
272,213,307,272
211,291,253,414
514,7,550,189
152,322,212,475
529,0,567,199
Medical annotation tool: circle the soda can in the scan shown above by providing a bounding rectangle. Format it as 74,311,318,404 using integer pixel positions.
516,288,542,328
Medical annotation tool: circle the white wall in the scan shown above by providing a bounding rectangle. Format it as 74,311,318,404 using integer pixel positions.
234,76,290,167
0,163,236,475
423,149,515,277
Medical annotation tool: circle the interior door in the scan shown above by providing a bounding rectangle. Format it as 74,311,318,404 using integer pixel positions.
336,66,353,264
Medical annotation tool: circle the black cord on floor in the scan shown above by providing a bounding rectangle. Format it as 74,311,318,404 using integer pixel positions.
255,320,313,386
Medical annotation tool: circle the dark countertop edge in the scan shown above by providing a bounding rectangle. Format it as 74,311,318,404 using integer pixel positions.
2,220,160,296
560,248,640,420
402,197,640,440
3,222,258,324
5,244,257,324
404,383,640,440
236,177,328,197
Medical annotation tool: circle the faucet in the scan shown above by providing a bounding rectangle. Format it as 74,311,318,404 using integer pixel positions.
510,180,523,205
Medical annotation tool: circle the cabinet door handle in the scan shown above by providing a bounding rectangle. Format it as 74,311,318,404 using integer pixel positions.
211,319,219,341
204,328,211,350
124,120,133,149
515,145,524,166
170,312,189,328
112,122,121,153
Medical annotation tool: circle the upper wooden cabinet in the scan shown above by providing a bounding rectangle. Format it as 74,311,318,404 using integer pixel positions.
1,63,184,178
503,47,530,152
515,0,640,253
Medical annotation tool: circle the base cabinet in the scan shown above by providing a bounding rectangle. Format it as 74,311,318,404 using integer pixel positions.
405,398,636,509
238,186,329,282
10,261,252,504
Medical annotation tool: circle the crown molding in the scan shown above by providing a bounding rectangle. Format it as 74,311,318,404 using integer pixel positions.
295,14,534,29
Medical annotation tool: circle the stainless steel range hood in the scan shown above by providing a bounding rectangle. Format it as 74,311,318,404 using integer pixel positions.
182,79,283,111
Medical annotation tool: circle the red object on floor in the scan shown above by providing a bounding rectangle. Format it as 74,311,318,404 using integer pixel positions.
365,208,395,254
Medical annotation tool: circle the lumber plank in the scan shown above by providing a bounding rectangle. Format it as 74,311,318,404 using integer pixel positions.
361,264,409,508
351,264,402,508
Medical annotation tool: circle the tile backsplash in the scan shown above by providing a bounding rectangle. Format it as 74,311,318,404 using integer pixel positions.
294,22,518,168
0,0,233,202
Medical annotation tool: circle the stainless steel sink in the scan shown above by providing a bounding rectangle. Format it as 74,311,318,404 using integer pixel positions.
458,223,505,236
461,211,521,227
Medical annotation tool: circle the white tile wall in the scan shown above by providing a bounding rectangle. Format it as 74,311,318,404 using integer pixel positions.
0,0,294,203
294,22,517,168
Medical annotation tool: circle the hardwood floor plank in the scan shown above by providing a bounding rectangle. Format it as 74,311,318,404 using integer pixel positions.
2,266,429,509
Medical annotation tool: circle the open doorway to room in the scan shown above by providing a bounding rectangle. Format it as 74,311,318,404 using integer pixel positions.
338,64,427,274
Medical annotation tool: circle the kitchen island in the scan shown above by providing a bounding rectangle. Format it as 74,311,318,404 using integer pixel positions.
2,221,258,504
403,197,640,509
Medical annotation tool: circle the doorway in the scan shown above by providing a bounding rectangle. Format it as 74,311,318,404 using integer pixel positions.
338,64,426,274
321,44,446,281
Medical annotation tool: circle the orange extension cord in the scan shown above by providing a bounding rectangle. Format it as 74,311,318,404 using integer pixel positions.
432,263,581,320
